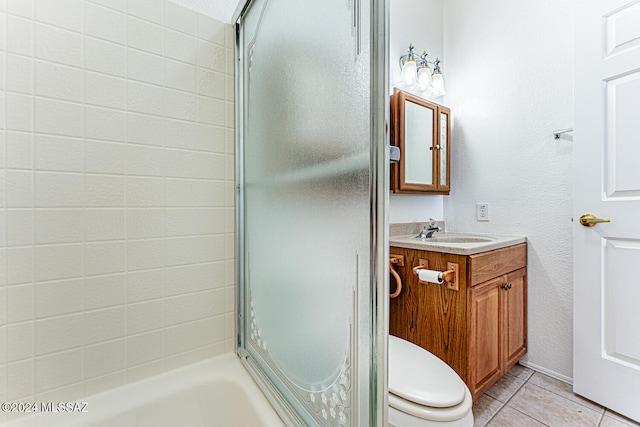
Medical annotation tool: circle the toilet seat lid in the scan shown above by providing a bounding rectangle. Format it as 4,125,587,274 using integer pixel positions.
388,335,466,408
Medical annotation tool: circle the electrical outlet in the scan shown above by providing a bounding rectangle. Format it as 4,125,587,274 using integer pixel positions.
476,203,489,221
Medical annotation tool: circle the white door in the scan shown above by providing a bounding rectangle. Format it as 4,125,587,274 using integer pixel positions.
573,0,640,422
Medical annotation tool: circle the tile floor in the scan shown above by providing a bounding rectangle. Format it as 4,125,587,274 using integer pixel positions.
473,364,640,427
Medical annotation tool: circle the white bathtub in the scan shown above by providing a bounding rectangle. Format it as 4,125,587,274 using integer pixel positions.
3,353,285,427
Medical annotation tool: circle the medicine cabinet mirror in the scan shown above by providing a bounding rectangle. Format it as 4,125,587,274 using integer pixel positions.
391,88,450,194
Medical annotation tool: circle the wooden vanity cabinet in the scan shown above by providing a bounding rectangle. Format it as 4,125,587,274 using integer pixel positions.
390,243,527,401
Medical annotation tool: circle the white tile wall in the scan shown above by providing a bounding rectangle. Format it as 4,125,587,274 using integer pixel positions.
0,0,235,418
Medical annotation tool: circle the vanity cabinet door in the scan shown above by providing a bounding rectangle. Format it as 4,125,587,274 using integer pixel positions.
468,265,527,400
469,276,503,397
503,267,527,370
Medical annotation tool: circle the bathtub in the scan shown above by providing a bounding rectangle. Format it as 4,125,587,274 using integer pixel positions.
3,353,285,427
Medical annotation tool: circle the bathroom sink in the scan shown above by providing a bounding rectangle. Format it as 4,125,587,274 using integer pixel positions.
420,234,495,243
390,225,527,255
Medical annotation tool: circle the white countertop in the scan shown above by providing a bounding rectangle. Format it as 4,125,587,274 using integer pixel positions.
390,232,527,255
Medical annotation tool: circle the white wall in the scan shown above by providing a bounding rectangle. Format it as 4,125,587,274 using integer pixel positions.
0,0,235,417
389,0,445,225
389,194,443,224
443,0,575,379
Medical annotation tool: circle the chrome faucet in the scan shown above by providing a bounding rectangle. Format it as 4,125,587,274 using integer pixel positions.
416,218,441,239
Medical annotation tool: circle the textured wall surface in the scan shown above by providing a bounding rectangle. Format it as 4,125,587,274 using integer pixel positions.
0,0,236,415
443,0,575,379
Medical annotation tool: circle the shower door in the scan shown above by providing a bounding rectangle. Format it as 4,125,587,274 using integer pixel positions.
236,0,388,425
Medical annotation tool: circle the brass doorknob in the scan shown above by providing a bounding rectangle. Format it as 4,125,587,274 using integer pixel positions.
579,213,610,227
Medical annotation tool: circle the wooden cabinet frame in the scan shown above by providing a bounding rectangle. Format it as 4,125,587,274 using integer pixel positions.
390,88,451,194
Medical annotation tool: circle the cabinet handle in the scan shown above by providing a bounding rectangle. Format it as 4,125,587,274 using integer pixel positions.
501,283,512,291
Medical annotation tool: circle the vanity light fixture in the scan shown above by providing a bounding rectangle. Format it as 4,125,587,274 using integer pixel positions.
399,43,446,97
399,44,418,85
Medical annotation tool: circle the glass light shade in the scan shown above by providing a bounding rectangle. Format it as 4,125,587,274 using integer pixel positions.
400,59,417,86
417,66,433,92
430,72,446,96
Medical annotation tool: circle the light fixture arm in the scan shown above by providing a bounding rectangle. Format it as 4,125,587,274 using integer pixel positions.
418,51,430,69
398,43,418,69
432,58,442,73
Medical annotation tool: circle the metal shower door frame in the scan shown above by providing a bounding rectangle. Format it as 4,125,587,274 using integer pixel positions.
234,0,389,424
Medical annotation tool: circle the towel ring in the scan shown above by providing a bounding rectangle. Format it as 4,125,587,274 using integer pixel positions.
390,261,402,298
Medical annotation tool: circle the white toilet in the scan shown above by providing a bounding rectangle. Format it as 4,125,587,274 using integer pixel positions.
388,335,474,427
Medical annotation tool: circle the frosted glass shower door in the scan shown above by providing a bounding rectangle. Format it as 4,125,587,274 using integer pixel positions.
236,0,387,425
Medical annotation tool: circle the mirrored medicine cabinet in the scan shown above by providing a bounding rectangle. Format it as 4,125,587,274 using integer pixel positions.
390,88,450,194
